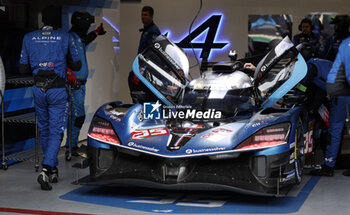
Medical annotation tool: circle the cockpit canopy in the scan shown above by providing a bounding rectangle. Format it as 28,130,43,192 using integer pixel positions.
132,35,306,115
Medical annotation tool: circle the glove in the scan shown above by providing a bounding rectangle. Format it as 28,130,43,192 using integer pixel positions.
93,23,106,35
66,68,77,86
131,74,141,85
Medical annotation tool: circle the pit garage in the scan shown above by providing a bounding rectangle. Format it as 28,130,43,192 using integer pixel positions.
1,0,350,215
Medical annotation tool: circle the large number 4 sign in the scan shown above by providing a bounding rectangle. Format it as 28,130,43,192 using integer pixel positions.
176,14,228,60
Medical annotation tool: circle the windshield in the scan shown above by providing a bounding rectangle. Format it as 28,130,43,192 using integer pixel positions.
133,35,189,104
138,55,183,98
182,87,255,117
258,57,296,97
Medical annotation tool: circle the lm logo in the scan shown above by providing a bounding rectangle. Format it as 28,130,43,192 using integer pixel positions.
143,101,162,120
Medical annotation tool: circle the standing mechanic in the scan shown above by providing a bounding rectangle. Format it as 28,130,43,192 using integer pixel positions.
326,15,350,61
293,18,329,59
310,16,350,176
312,36,350,176
19,5,81,190
128,6,161,102
65,11,106,159
137,6,161,54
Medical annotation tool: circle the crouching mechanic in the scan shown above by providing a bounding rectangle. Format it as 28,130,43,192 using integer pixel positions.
19,5,81,190
65,10,106,159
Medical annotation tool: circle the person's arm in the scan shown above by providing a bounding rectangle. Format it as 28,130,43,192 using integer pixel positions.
326,42,350,96
19,36,31,75
293,34,300,46
83,23,106,45
244,63,256,71
342,40,350,87
67,34,81,71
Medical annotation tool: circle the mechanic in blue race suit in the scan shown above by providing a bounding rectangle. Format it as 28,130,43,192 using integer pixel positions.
325,15,350,61
128,6,160,103
293,18,329,59
65,11,106,159
321,37,350,176
19,5,81,190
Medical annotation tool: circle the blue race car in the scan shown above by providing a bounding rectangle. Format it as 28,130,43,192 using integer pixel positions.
83,35,320,196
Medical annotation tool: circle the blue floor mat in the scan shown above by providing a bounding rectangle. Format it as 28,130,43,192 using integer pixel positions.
60,176,320,214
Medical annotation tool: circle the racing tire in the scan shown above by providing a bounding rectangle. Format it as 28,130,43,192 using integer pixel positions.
294,118,304,184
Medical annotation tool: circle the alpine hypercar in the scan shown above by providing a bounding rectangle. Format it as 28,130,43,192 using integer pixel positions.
83,35,318,196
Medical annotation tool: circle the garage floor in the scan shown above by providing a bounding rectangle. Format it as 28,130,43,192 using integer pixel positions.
1,146,350,215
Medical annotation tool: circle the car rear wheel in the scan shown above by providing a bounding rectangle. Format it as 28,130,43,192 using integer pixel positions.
294,118,304,184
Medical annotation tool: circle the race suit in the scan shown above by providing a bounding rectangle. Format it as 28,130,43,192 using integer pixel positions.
326,34,349,61
325,37,350,167
293,32,329,59
65,31,96,148
19,27,81,168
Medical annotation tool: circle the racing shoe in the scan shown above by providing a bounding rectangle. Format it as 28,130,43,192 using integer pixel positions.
37,168,52,191
65,147,79,156
65,147,79,161
49,167,59,183
310,165,334,176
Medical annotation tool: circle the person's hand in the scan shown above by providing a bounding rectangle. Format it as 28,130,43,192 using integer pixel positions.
244,63,256,71
67,68,77,86
131,74,141,85
93,23,106,35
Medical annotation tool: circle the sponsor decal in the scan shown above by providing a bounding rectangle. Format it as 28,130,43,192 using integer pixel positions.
32,36,61,41
281,170,295,182
185,147,226,154
137,111,143,122
200,128,232,140
185,149,193,154
108,114,121,122
251,121,267,128
156,44,181,71
39,62,54,67
290,141,295,149
262,55,278,71
325,157,334,163
154,43,161,49
42,32,51,35
131,125,169,140
289,152,295,164
127,142,160,152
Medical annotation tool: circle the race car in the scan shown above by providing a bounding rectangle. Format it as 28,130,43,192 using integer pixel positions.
83,35,318,196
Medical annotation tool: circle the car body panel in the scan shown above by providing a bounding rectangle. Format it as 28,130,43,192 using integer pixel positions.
84,36,314,196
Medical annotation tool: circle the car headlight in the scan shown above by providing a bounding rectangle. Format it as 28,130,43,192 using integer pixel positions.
88,116,120,145
234,122,290,151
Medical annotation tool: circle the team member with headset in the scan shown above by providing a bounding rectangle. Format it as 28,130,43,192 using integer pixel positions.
65,10,106,160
